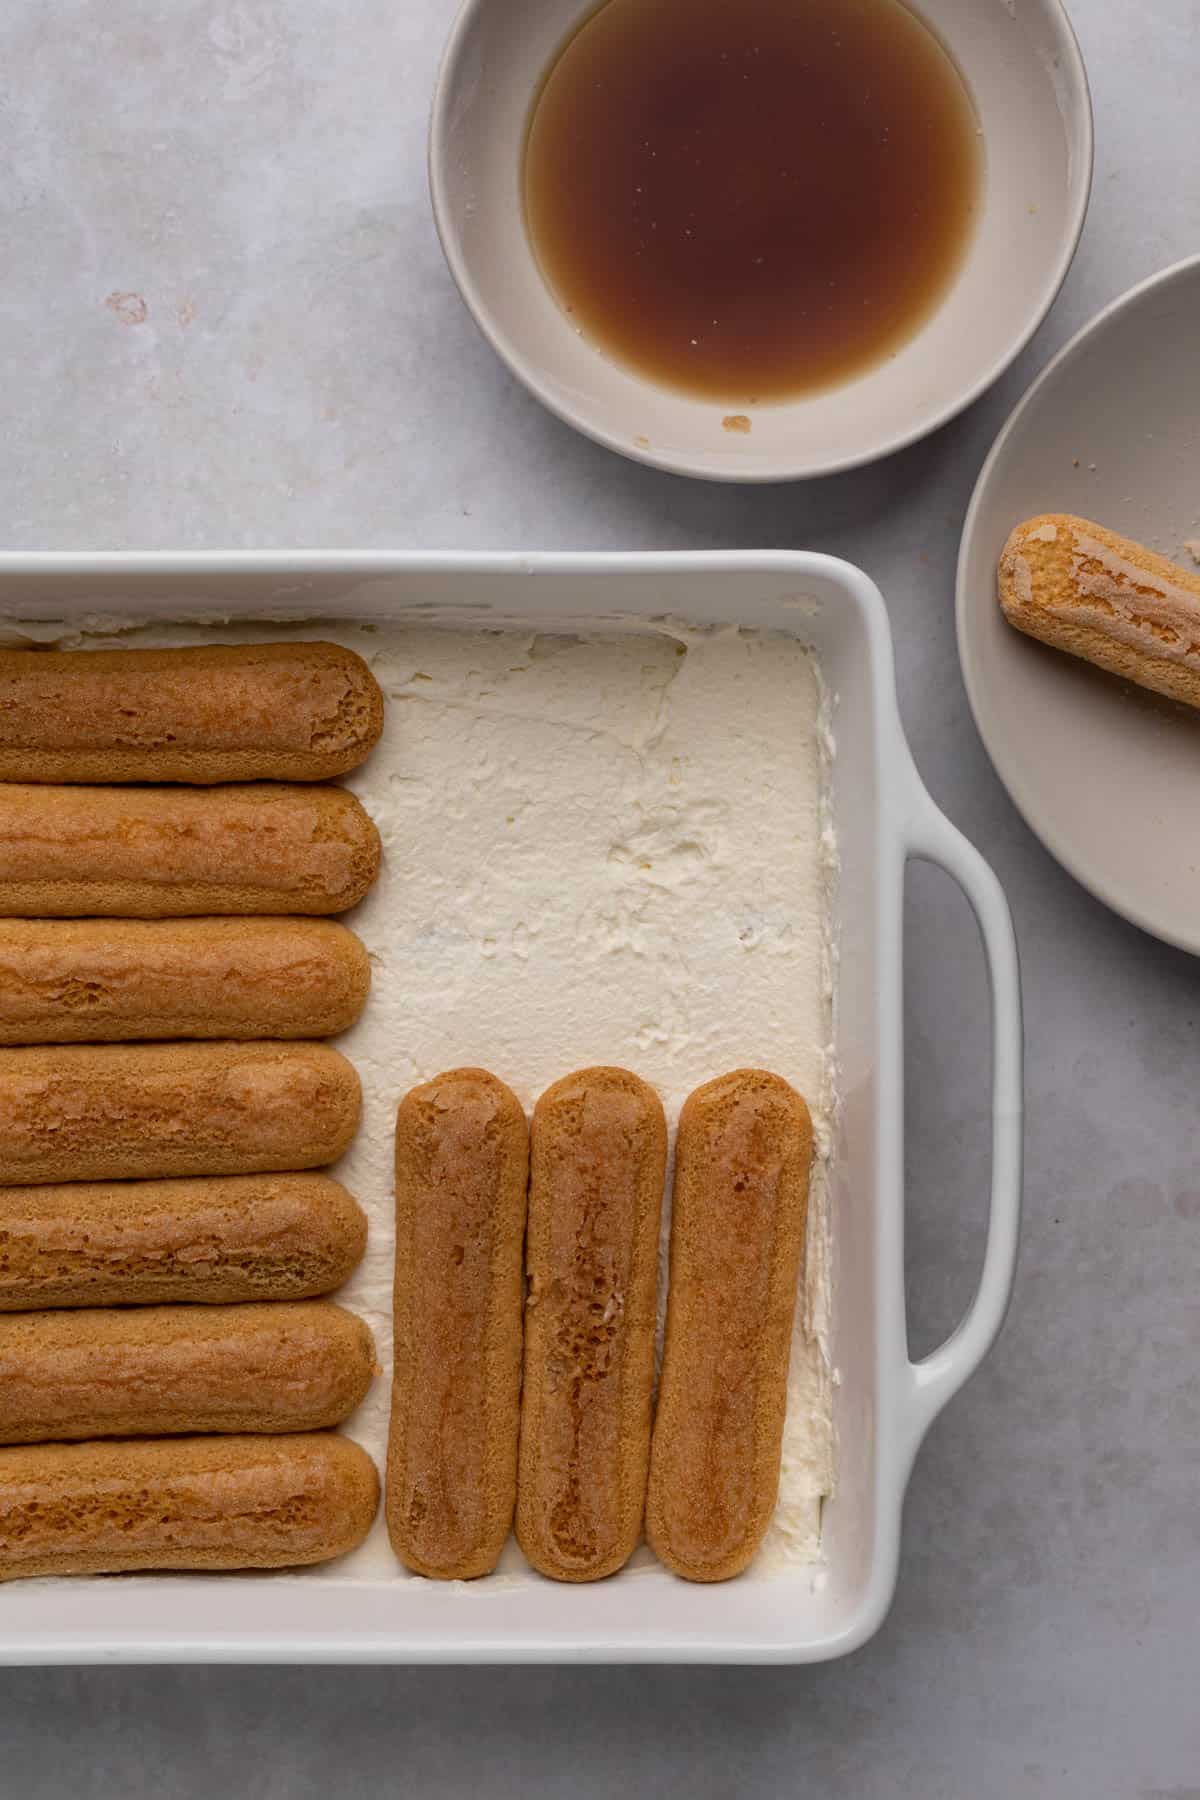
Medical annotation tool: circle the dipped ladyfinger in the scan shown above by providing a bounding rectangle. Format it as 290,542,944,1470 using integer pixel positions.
0,1172,366,1310
517,1066,667,1582
999,513,1200,709
0,1433,379,1581
0,1040,361,1185
387,1068,528,1580
646,1069,813,1583
0,1301,375,1444
0,783,380,917
0,917,370,1045
0,641,383,783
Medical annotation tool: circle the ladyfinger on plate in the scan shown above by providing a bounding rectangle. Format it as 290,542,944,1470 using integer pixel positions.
0,640,384,783
387,1068,529,1580
0,1301,375,1444
0,1172,367,1310
999,513,1200,710
0,782,380,917
517,1066,667,1582
0,917,370,1045
646,1069,813,1583
0,1432,379,1581
0,1040,361,1185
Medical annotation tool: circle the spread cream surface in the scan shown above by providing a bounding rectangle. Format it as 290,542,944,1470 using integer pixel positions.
21,615,838,1583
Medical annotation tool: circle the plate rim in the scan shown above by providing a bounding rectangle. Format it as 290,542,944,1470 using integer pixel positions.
955,250,1200,955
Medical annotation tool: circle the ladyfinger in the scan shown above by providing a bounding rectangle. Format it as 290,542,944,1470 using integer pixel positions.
0,1301,374,1444
0,1040,361,1185
999,513,1200,710
0,1432,379,1580
517,1066,667,1583
387,1068,528,1580
646,1069,812,1583
0,641,383,783
0,782,380,918
0,917,370,1045
0,1172,367,1309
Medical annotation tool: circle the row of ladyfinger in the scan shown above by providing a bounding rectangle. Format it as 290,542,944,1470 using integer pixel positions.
0,1040,360,1185
0,1060,814,1588
0,641,384,785
0,645,386,913
389,1064,814,1588
0,1435,378,1583
0,644,388,1583
0,1302,375,1445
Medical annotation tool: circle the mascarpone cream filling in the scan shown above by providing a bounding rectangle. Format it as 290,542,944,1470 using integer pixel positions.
15,615,838,1583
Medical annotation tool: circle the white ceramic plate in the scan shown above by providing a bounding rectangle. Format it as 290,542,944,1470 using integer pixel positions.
430,0,1092,482
958,255,1200,954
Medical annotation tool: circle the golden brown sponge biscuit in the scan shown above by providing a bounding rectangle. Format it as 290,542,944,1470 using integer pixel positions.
0,1172,367,1309
0,782,380,917
0,641,384,783
0,1300,374,1444
516,1066,667,1582
0,1040,361,1185
999,513,1200,709
387,1068,528,1580
0,917,370,1044
0,1432,379,1580
646,1069,812,1583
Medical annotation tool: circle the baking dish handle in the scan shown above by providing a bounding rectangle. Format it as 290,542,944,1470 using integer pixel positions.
899,792,1023,1461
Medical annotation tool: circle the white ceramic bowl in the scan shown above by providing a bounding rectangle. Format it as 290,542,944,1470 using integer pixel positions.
430,0,1092,482
0,549,1021,1663
958,255,1200,954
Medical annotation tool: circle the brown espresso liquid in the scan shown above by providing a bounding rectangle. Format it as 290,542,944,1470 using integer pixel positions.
524,0,982,403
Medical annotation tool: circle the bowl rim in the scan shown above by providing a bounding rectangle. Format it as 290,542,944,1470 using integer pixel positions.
428,0,1096,484
955,250,1200,955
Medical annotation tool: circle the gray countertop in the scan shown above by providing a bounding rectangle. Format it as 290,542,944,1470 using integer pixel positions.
3,0,1199,1792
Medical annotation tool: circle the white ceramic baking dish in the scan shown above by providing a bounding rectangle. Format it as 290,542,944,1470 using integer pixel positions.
0,550,1022,1664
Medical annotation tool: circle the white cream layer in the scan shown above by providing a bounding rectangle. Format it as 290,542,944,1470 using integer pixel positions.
19,615,838,1582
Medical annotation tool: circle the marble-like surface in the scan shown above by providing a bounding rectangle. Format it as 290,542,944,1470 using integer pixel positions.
2,0,1200,1792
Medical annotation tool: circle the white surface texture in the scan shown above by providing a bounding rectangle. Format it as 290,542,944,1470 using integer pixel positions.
1,0,1198,1788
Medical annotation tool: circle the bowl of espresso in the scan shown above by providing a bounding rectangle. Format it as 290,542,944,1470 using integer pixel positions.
431,0,1092,481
